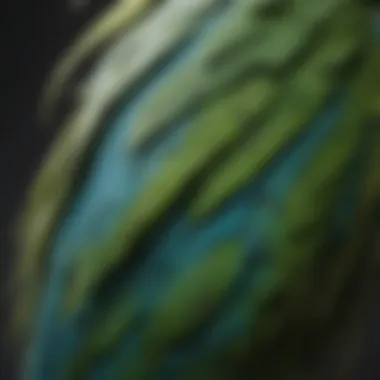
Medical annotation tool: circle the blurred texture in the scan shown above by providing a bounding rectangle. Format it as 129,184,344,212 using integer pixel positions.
1,1,380,379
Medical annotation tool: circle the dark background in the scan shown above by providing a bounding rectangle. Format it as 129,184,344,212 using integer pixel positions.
0,1,379,379
0,2,110,378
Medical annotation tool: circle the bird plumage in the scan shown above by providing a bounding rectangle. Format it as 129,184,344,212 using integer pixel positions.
13,0,380,379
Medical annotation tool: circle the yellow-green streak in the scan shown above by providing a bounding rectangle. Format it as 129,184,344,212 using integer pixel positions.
190,13,366,218
39,0,152,123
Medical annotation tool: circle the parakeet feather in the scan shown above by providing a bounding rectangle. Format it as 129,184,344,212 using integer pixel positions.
13,1,380,379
